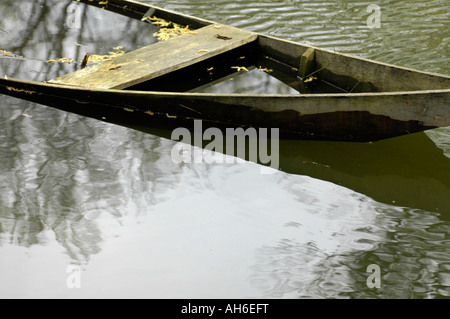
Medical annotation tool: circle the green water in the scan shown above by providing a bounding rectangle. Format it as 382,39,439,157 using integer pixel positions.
0,0,449,298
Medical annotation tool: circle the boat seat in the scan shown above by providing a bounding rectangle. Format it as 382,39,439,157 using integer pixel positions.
48,24,258,90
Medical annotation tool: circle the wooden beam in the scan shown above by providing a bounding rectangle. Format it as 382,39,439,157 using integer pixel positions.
298,47,315,79
49,24,258,89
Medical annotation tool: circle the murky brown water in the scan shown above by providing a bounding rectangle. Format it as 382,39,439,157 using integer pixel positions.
0,0,449,298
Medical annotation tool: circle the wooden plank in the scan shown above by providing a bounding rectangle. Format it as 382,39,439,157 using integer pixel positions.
298,47,315,79
49,24,257,89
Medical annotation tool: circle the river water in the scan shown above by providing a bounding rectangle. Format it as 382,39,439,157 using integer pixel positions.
0,0,449,299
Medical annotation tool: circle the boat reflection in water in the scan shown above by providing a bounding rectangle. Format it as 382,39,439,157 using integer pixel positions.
132,69,450,217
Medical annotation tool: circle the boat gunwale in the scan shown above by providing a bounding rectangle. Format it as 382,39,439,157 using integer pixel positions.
257,34,450,81
1,77,448,99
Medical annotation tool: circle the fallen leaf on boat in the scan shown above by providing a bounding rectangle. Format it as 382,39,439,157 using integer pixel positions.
146,16,172,27
84,47,126,63
47,57,74,64
259,66,273,73
146,16,194,41
304,76,317,83
145,110,154,116
6,87,35,94
207,67,214,71
231,66,249,72
0,49,13,57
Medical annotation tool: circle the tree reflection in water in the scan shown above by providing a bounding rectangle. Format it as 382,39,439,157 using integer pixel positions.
249,204,450,298
0,0,158,263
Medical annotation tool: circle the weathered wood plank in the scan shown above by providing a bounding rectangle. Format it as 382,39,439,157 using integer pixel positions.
49,24,258,89
298,47,315,79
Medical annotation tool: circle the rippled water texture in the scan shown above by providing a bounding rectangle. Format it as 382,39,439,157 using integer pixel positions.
0,0,449,298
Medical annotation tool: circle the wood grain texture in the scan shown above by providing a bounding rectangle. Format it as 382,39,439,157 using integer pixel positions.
49,24,257,89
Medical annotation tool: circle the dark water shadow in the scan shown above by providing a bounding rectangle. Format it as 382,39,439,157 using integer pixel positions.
278,133,450,217
126,120,450,217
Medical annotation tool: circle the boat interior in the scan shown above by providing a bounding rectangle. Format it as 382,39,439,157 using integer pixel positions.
71,0,450,95
2,0,449,96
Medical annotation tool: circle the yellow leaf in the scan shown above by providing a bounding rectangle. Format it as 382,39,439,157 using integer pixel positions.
304,76,317,83
231,66,249,72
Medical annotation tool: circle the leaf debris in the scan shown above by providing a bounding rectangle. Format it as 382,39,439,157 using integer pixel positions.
0,49,14,57
258,66,273,73
303,76,317,83
6,87,35,94
231,66,249,72
47,57,74,64
142,16,195,41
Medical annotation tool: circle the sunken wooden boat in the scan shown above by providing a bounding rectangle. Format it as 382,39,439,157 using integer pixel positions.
0,0,449,142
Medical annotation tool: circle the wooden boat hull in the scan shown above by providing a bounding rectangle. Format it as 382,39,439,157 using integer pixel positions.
0,0,449,142
1,77,448,141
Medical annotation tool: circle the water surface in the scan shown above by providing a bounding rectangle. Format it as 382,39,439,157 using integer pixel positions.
0,0,449,299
